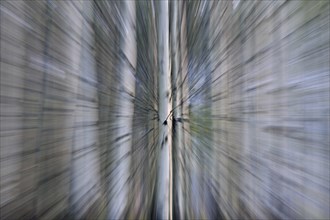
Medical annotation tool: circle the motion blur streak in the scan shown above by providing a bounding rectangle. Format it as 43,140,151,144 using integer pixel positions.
0,0,329,219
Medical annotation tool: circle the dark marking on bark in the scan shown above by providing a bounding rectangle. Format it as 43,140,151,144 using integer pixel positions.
163,120,167,125
114,133,131,142
173,86,177,93
176,117,182,123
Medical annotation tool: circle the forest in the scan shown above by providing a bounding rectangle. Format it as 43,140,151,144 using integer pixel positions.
1,0,329,219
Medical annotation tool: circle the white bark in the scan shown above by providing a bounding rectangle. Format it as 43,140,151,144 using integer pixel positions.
108,1,137,219
171,1,185,219
156,0,172,219
180,2,191,218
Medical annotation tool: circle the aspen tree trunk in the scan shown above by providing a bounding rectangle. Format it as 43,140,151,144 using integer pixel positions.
170,1,184,219
69,1,102,218
148,1,159,218
180,2,191,218
156,0,172,219
94,2,116,217
108,1,137,219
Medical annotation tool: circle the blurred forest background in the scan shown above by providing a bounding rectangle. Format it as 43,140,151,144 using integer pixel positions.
1,0,329,219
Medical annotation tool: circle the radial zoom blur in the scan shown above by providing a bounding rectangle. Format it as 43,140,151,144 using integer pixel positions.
1,0,329,219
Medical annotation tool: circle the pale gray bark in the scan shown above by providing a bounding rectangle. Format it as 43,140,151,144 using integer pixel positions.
156,0,172,219
179,2,191,218
108,1,137,219
171,1,185,219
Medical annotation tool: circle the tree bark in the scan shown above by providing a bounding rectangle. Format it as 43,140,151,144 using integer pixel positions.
156,0,172,219
108,1,137,219
170,1,185,219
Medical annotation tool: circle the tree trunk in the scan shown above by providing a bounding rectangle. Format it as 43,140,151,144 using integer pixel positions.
180,2,191,218
108,1,137,219
170,1,185,219
156,0,172,219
